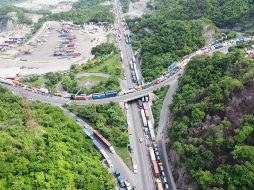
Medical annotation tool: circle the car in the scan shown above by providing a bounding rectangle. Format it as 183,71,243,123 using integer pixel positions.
133,164,138,174
124,180,132,190
84,124,88,129
117,176,125,188
76,118,81,122
139,138,143,143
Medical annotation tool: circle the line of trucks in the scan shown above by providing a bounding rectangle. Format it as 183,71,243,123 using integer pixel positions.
129,54,142,86
149,144,169,190
81,120,136,189
137,96,168,190
83,128,115,168
138,98,156,141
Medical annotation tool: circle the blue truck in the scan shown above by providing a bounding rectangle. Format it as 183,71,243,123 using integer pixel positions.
168,62,177,70
236,38,245,45
114,168,121,177
92,93,106,100
105,91,118,98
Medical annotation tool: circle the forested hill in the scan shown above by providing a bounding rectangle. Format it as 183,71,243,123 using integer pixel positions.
128,0,254,81
0,86,115,190
128,16,206,81
169,48,254,189
156,0,254,29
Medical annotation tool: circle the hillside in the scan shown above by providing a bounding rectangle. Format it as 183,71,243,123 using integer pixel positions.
156,0,254,30
0,86,115,190
128,0,254,81
128,17,206,81
168,49,254,189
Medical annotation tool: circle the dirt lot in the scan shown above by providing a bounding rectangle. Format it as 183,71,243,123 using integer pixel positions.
126,0,153,18
0,21,109,77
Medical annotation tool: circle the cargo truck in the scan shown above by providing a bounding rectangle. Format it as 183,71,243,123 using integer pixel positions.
93,130,115,153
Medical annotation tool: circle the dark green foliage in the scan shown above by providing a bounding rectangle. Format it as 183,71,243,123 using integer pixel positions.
128,17,205,81
62,75,79,93
0,86,115,190
120,0,131,13
0,5,32,25
68,103,129,147
44,0,114,25
91,43,117,57
44,72,62,91
156,0,254,28
169,49,254,189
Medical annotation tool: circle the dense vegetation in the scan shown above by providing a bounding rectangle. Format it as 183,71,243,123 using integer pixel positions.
169,49,254,189
152,86,169,129
156,0,254,29
32,0,114,34
128,17,205,81
67,103,131,165
23,72,62,93
0,86,115,190
0,5,32,25
91,43,117,57
62,43,122,94
120,0,131,13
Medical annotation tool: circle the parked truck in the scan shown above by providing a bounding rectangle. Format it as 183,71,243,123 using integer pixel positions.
93,130,115,153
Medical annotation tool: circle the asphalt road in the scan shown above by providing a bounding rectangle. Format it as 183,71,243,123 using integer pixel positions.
114,0,155,189
61,108,136,188
155,81,179,190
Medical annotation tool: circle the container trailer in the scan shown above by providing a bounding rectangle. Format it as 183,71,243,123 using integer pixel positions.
93,130,115,153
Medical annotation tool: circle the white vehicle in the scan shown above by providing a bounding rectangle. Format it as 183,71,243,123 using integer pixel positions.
133,164,138,174
139,138,143,143
76,118,82,122
140,109,148,127
148,147,156,161
124,180,132,190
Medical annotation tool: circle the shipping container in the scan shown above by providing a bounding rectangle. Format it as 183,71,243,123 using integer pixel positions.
144,109,150,120
140,109,148,127
143,102,149,110
156,181,163,190
105,90,118,98
92,93,106,99
149,147,156,161
152,160,160,178
93,130,115,153
149,128,156,141
143,82,153,89
0,78,15,85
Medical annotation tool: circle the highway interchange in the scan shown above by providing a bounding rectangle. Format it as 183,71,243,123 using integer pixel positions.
1,0,254,190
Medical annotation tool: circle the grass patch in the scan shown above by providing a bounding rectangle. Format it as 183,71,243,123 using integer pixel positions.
23,78,46,88
114,146,132,168
152,85,169,130
78,75,107,89
85,54,123,79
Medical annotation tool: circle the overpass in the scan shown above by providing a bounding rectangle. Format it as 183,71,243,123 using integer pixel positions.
1,35,252,106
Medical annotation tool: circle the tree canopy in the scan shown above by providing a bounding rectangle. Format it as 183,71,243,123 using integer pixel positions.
0,86,115,190
169,49,254,189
